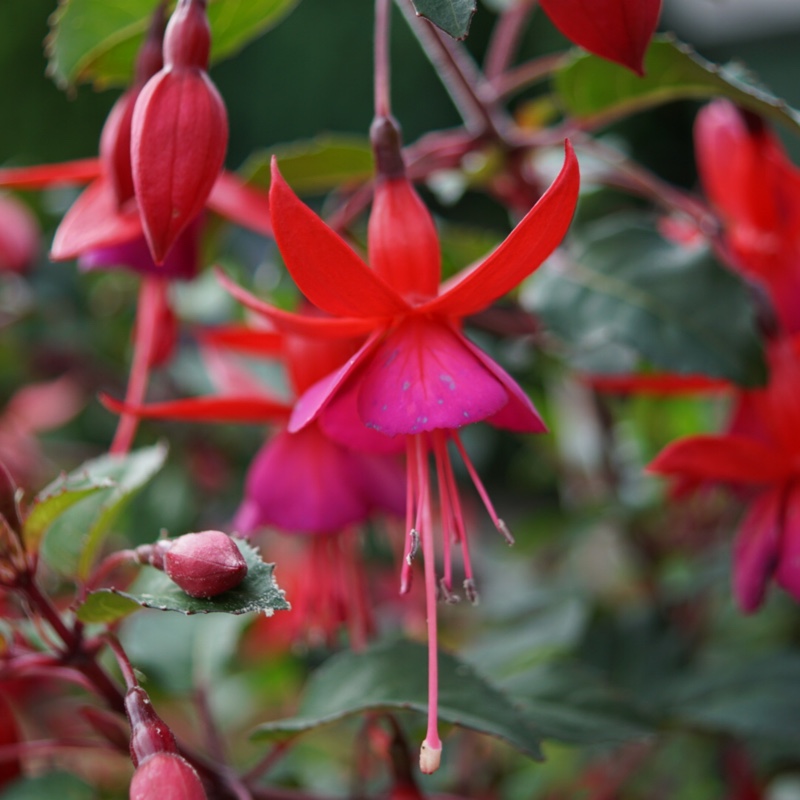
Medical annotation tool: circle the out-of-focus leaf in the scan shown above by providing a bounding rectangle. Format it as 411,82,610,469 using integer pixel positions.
78,539,289,618
39,443,168,579
23,475,114,554
411,0,476,40
242,136,373,195
47,0,300,90
664,653,800,742
554,36,800,135
528,216,767,386
0,772,94,800
253,638,543,761
504,661,655,744
75,591,141,624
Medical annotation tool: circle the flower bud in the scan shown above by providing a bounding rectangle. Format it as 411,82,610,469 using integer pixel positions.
0,193,39,273
164,531,248,598
129,752,207,800
125,686,178,766
131,0,227,264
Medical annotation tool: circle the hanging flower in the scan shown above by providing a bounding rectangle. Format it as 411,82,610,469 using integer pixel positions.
217,122,579,771
649,337,800,612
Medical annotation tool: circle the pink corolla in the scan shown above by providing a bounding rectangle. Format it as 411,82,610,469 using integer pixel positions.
695,100,800,334
649,337,800,612
218,119,579,772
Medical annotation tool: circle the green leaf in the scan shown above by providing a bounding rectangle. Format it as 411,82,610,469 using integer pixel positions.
39,443,168,579
23,474,115,553
528,216,767,386
78,539,289,619
411,0,476,40
47,0,300,90
74,591,141,624
505,661,655,744
664,652,800,742
242,136,373,195
554,36,800,135
253,638,543,761
0,772,94,800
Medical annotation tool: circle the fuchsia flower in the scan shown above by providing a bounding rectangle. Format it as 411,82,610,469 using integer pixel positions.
649,337,800,612
538,0,662,75
695,100,800,334
218,120,579,772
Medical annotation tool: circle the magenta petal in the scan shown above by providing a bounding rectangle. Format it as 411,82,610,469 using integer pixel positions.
237,425,371,535
288,334,381,433
357,319,507,436
775,485,800,602
351,451,407,518
462,337,548,434
733,486,783,613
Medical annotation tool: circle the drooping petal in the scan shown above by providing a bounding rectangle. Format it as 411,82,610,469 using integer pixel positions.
462,337,548,433
351,451,407,518
357,318,508,436
775,484,800,602
236,425,372,535
733,486,782,612
0,158,101,189
50,178,143,261
100,394,291,424
270,159,409,318
207,171,272,236
78,218,200,280
368,176,440,300
420,141,579,319
216,268,383,338
289,334,383,433
539,0,662,75
648,435,791,485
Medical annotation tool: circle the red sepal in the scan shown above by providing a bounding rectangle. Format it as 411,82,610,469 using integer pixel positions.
207,171,272,236
0,158,101,189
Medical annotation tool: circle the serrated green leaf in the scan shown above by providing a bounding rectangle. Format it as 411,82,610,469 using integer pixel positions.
79,539,289,618
253,638,543,761
528,216,767,386
0,772,93,800
75,591,141,624
23,474,114,553
411,0,476,40
47,0,300,90
242,136,373,195
39,443,168,579
554,36,800,135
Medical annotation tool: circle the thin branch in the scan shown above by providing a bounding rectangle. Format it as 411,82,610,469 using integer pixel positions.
483,0,537,81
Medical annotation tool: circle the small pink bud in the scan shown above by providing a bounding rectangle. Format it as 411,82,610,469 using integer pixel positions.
164,531,248,598
0,193,39,273
125,686,178,767
131,0,227,264
129,752,207,800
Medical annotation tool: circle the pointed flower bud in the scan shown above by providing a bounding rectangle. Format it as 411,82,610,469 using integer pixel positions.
163,530,248,598
125,686,179,767
132,0,228,265
368,116,440,301
130,752,207,800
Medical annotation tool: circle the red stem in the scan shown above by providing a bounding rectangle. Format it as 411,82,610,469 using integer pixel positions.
374,0,392,117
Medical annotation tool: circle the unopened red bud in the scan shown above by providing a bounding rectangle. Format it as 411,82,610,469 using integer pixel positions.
164,0,211,69
131,55,227,264
164,531,247,598
129,752,207,800
100,90,138,207
135,3,167,84
0,193,39,273
125,686,178,766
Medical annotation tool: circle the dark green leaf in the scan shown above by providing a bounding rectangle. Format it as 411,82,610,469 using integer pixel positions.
253,638,543,761
505,661,655,744
75,591,141,624
242,136,373,195
47,0,300,90
39,443,168,579
79,539,289,618
664,652,800,742
554,36,800,135
0,772,94,800
528,216,767,386
411,0,476,40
